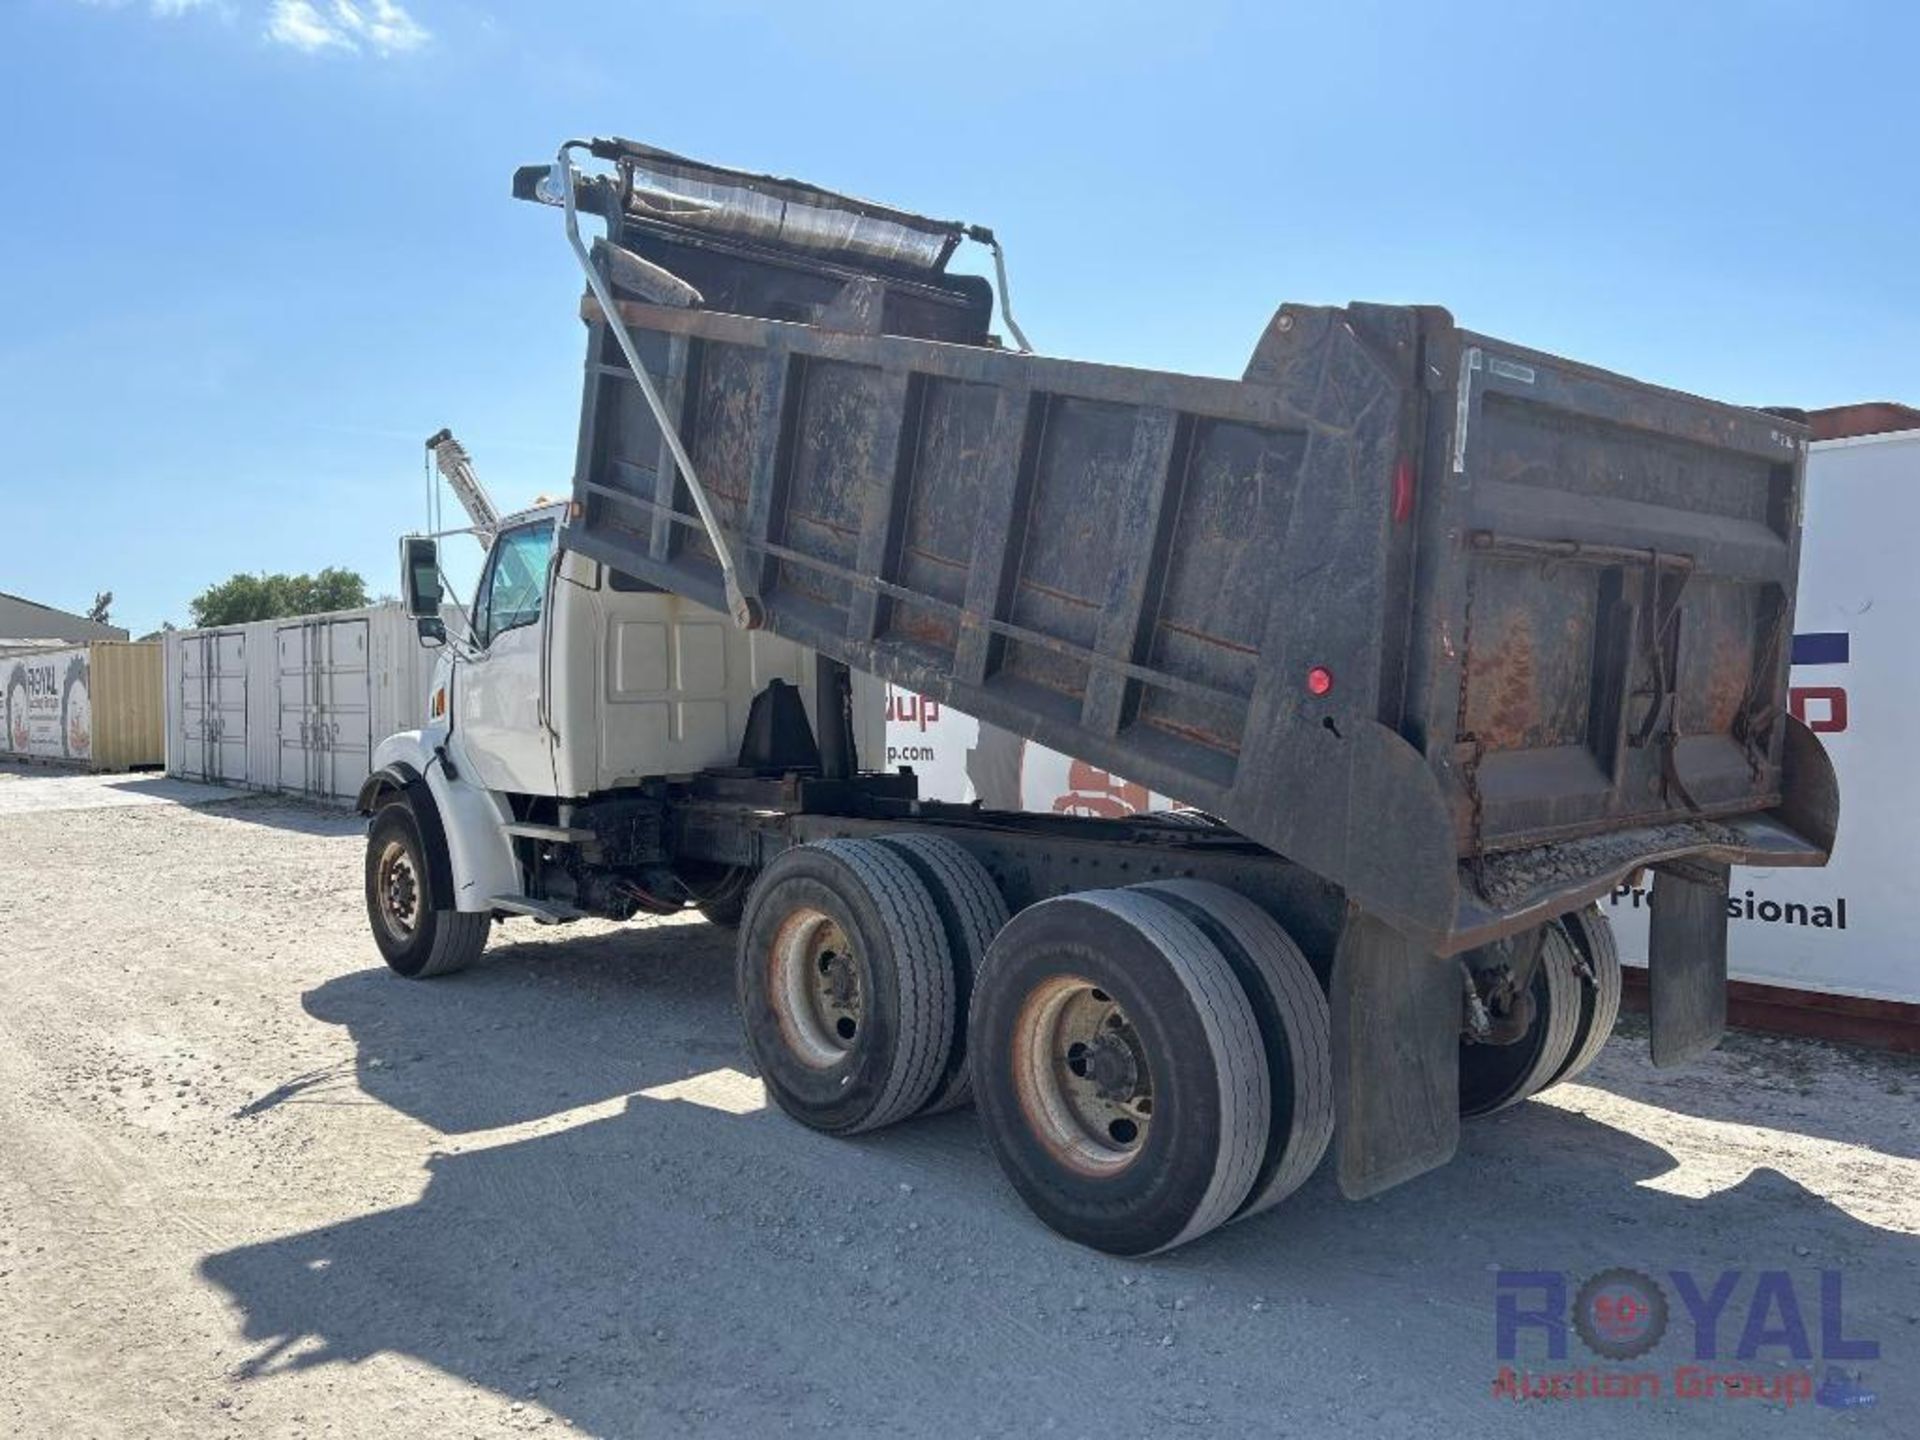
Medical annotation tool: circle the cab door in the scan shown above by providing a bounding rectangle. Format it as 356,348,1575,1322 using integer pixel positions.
458,518,558,794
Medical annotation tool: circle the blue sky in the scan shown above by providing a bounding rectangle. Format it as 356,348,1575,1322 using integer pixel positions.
2,0,1915,637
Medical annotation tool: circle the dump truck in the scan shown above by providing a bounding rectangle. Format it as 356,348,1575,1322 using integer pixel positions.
358,138,1838,1255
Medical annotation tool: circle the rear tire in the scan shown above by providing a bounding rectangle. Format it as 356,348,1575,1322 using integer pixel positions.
365,802,490,979
1459,924,1581,1116
1541,905,1622,1089
1132,880,1332,1219
737,839,954,1135
874,833,1010,1114
969,888,1269,1255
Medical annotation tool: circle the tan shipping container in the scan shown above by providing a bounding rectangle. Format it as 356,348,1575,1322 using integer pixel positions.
0,640,164,772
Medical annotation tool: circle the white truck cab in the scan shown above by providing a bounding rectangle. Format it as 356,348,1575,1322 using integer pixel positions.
362,505,881,954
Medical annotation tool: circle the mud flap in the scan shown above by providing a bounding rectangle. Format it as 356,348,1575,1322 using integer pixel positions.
1647,860,1730,1067
1331,910,1461,1199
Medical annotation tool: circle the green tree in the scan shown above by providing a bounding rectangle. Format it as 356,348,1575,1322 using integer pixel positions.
187,567,371,627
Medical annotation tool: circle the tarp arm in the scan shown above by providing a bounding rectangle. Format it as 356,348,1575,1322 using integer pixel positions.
965,225,1033,355
548,141,764,631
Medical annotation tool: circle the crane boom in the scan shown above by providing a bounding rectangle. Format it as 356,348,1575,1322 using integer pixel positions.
425,428,502,540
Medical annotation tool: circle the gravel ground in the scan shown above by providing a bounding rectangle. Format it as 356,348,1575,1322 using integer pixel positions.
1,768,1915,1438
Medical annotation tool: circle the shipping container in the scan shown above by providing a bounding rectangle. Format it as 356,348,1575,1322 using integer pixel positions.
0,640,163,771
164,603,440,803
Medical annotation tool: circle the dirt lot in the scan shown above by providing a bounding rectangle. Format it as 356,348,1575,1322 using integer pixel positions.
1,768,1914,1438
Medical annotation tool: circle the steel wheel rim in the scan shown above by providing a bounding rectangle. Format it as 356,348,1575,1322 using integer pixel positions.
769,907,865,1069
375,839,421,943
1011,975,1154,1176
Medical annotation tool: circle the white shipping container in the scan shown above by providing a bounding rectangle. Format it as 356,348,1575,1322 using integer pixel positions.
165,603,441,804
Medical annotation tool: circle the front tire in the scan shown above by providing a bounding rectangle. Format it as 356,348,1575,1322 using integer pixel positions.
365,802,490,979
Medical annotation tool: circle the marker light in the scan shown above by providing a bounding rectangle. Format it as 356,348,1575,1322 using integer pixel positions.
1306,666,1334,697
1392,459,1416,523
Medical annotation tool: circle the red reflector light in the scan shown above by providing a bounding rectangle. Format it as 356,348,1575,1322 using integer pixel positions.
1392,459,1416,523
1306,666,1334,696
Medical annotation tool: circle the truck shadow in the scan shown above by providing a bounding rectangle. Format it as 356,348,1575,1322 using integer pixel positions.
204,932,1920,1435
291,916,744,1134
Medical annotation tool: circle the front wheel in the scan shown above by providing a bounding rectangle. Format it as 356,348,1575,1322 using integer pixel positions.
365,802,490,979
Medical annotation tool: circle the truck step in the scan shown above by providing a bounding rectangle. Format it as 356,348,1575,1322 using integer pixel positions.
501,822,596,844
489,895,587,924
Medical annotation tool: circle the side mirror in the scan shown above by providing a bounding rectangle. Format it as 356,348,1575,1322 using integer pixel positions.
402,537,444,619
416,616,447,645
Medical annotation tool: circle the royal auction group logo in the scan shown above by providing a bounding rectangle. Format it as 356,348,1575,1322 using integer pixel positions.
1493,1268,1878,1409
1573,1267,1670,1360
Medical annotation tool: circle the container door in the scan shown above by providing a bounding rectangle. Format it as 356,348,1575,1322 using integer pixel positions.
177,635,210,779
209,630,248,784
179,632,248,783
320,618,373,801
276,622,316,796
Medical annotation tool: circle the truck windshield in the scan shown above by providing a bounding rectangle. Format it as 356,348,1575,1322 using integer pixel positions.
476,520,554,647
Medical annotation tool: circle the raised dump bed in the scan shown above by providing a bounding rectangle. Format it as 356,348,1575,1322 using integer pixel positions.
527,139,1836,957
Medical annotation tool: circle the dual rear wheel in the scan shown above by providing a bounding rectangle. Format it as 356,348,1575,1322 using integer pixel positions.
738,839,1617,1253
968,884,1332,1255
1458,905,1622,1116
737,839,955,1135
736,839,1331,1255
736,834,1005,1134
